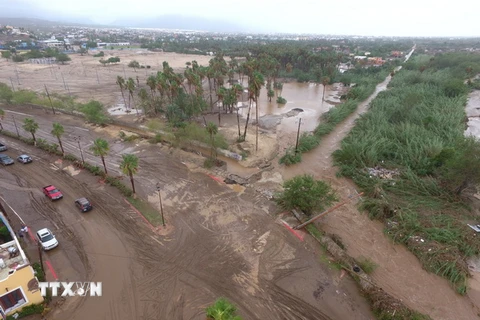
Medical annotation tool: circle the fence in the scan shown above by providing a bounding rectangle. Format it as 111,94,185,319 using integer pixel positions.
27,57,57,64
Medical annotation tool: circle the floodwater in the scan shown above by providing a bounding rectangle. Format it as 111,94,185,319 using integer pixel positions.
465,90,480,137
236,81,345,133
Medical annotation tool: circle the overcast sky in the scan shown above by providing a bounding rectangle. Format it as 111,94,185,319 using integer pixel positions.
5,0,480,36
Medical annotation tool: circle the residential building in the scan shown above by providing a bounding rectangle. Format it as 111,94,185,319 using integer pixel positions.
0,211,43,318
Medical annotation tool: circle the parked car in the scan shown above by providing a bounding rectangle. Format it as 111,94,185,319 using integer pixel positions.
17,154,33,164
0,143,6,152
75,198,93,212
36,228,58,251
0,154,14,166
42,185,63,200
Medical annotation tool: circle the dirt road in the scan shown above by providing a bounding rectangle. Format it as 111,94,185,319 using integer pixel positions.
0,116,374,319
278,72,480,319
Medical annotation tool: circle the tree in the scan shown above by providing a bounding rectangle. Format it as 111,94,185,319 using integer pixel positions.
51,123,65,155
128,60,141,71
22,118,39,144
78,48,88,56
267,89,274,102
206,122,218,160
275,175,338,216
1,51,11,60
116,76,128,110
56,53,71,65
126,77,139,115
90,138,110,175
80,100,109,125
436,137,480,195
120,154,139,196
206,298,242,320
0,109,4,130
86,41,97,49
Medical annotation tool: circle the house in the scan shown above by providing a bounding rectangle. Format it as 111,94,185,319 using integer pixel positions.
0,211,43,317
39,39,64,48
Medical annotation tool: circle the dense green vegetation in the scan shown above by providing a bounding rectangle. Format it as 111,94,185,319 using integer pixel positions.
333,53,480,293
280,65,392,165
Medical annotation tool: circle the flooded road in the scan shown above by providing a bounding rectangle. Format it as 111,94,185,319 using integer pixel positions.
0,105,375,319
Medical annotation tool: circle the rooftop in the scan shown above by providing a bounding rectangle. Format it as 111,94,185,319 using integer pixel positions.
0,212,29,282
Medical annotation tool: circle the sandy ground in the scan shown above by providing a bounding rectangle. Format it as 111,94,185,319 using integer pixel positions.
0,50,213,106
0,106,374,320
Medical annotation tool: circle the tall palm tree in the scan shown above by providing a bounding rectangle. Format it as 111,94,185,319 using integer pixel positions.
90,138,110,175
126,77,139,115
22,118,39,144
206,298,242,320
0,109,4,131
51,122,65,155
251,71,265,152
116,76,128,110
206,122,218,160
146,75,157,114
120,154,139,196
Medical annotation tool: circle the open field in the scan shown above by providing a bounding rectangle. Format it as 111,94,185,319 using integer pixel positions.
0,49,213,106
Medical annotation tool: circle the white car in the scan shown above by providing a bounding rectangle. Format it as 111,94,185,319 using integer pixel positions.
36,228,59,251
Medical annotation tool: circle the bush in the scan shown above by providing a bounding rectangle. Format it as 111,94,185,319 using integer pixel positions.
32,262,45,281
275,174,338,216
93,51,105,57
276,96,287,104
79,100,110,125
104,176,133,197
279,148,302,165
149,133,162,144
6,303,44,319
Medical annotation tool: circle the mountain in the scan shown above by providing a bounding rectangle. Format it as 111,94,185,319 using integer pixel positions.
111,15,252,33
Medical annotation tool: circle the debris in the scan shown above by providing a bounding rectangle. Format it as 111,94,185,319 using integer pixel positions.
367,166,400,180
468,224,480,232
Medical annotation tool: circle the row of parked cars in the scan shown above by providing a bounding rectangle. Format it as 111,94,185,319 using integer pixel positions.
1,142,93,251
0,143,33,165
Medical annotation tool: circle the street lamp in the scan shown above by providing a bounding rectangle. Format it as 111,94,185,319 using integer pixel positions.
156,183,166,227
74,136,85,165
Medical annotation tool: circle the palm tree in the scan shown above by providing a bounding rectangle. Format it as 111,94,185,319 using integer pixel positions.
120,154,139,196
90,138,110,175
126,77,139,115
116,76,128,110
251,72,265,152
22,118,39,144
206,122,218,160
0,109,4,131
146,75,157,114
206,298,242,320
51,122,65,155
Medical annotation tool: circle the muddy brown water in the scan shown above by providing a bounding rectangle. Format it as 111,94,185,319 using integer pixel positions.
275,66,480,319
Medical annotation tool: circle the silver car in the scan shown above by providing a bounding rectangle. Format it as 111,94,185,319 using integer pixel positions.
17,154,33,164
36,228,59,251
0,154,14,166
0,143,6,152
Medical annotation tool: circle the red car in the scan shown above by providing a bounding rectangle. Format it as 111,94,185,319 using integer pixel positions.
43,185,63,201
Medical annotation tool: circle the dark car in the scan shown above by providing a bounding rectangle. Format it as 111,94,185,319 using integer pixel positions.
17,154,33,164
75,198,93,212
0,143,7,152
0,154,14,166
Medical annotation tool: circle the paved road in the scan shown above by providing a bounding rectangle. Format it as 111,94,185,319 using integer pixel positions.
0,106,374,319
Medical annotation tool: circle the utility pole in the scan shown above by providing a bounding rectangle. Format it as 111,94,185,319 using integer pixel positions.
12,115,20,137
293,192,364,230
156,183,166,227
9,78,15,92
44,85,55,114
37,241,45,276
14,65,20,85
123,65,126,79
295,118,302,154
95,68,100,84
61,73,67,90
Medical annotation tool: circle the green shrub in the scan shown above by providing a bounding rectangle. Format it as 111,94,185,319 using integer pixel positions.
104,176,133,197
149,133,162,144
32,262,45,281
279,148,302,165
356,256,378,274
276,96,287,104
